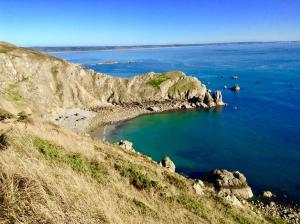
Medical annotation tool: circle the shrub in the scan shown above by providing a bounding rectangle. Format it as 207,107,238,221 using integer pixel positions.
0,109,14,121
0,133,9,150
17,111,32,123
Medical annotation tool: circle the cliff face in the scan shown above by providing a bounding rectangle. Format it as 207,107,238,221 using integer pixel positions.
0,42,207,115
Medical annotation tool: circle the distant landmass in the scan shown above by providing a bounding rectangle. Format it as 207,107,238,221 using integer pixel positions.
31,41,300,53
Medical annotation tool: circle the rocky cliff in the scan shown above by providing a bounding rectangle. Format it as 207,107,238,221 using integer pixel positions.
0,41,222,116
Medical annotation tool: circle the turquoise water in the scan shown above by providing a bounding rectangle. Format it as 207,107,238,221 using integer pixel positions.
52,43,300,203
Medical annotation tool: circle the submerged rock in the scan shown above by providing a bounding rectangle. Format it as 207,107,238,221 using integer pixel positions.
117,140,134,151
203,169,253,199
160,156,176,172
232,75,239,80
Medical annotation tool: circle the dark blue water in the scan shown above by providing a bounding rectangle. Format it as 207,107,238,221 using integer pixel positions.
52,43,300,203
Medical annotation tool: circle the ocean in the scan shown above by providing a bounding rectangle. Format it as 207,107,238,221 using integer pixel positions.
52,42,300,203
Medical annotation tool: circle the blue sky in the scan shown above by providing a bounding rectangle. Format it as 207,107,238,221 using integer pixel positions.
1,0,300,46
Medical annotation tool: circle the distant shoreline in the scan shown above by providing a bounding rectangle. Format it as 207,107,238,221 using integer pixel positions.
32,41,300,53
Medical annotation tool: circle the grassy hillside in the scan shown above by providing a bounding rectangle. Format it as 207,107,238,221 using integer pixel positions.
0,117,284,224
0,42,287,223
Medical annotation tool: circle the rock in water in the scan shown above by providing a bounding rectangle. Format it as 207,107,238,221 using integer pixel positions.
232,75,239,80
117,140,134,151
230,85,241,92
212,90,225,106
262,191,274,199
203,169,253,199
204,91,216,107
160,156,176,172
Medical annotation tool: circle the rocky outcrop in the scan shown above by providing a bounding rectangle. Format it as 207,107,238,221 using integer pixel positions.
204,91,216,107
117,140,134,151
0,42,225,116
203,169,253,200
212,90,225,106
160,156,175,172
193,180,205,195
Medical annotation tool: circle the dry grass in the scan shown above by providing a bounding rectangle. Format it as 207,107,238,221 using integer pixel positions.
0,119,284,223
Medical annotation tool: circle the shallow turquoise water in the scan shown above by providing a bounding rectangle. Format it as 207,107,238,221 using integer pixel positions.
52,43,300,203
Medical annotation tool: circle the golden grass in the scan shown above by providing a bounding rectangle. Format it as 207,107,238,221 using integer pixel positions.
0,119,285,223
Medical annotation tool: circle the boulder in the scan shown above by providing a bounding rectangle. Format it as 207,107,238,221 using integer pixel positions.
203,169,253,200
117,140,134,151
230,85,241,92
212,90,225,106
160,156,176,172
262,191,274,199
193,180,205,195
147,106,160,112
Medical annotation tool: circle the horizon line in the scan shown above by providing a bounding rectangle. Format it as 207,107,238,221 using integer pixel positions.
30,40,300,48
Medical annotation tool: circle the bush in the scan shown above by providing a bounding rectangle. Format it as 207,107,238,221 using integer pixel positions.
0,133,9,150
65,154,87,173
0,109,14,121
33,137,62,160
17,111,32,123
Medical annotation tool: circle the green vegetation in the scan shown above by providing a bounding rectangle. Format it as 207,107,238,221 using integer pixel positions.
89,160,108,183
147,74,171,87
33,137,107,182
133,198,157,217
17,111,32,123
7,83,17,90
115,164,157,190
177,193,209,220
9,93,22,102
0,108,14,121
0,44,16,53
227,209,257,224
169,79,196,94
164,172,188,190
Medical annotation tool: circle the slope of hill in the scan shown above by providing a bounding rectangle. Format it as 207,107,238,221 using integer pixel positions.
0,42,286,223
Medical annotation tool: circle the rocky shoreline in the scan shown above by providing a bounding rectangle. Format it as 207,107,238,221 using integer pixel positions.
116,140,300,224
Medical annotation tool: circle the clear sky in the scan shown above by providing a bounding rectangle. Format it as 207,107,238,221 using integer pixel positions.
1,0,300,46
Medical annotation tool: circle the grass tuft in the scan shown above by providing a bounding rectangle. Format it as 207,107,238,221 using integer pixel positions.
147,74,170,87
115,164,157,190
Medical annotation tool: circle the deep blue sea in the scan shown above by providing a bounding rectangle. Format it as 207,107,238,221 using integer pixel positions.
52,43,300,203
